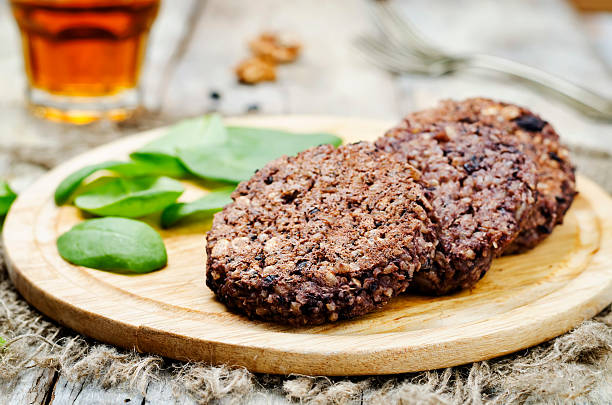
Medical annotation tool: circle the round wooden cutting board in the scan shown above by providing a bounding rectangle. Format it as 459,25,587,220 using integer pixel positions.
4,116,612,376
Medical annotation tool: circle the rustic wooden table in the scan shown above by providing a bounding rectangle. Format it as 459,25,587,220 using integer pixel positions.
0,0,610,403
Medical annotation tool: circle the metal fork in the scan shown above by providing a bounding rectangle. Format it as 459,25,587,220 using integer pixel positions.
355,2,612,121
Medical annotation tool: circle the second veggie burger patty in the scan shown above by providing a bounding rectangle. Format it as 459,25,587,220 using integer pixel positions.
395,98,576,253
376,118,538,295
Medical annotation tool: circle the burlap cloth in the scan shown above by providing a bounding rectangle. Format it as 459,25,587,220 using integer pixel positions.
1,127,611,404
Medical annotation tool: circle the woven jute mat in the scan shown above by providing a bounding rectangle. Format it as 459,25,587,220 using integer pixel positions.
1,133,611,404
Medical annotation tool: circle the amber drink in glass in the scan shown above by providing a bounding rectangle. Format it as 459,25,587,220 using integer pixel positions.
10,0,160,124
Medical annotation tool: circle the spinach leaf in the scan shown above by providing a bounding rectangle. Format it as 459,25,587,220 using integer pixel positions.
57,217,167,273
178,127,342,183
161,186,234,228
74,176,184,217
54,160,172,206
0,181,17,217
56,161,123,206
130,114,227,178
105,161,165,177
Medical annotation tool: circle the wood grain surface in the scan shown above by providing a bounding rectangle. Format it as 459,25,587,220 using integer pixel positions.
3,115,612,376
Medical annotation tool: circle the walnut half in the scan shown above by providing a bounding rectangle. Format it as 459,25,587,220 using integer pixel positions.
249,32,301,64
235,57,276,84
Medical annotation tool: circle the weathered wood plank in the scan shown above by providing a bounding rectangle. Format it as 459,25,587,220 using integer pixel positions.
161,0,398,119
141,0,203,112
270,0,399,118
238,391,290,405
39,374,290,404
49,376,145,405
0,368,56,405
582,12,612,69
160,0,287,117
142,378,196,405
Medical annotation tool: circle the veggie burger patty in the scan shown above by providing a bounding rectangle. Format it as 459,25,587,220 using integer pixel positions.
206,143,437,325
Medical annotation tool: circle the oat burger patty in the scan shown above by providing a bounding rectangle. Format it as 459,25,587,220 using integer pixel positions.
402,98,576,253
206,143,437,325
376,120,538,295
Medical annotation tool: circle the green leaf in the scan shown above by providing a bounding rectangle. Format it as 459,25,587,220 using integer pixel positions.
130,114,227,178
107,160,180,177
57,217,167,273
0,336,6,347
178,127,342,183
54,160,174,206
161,186,234,228
128,154,188,179
55,161,123,205
74,176,184,217
0,181,17,217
